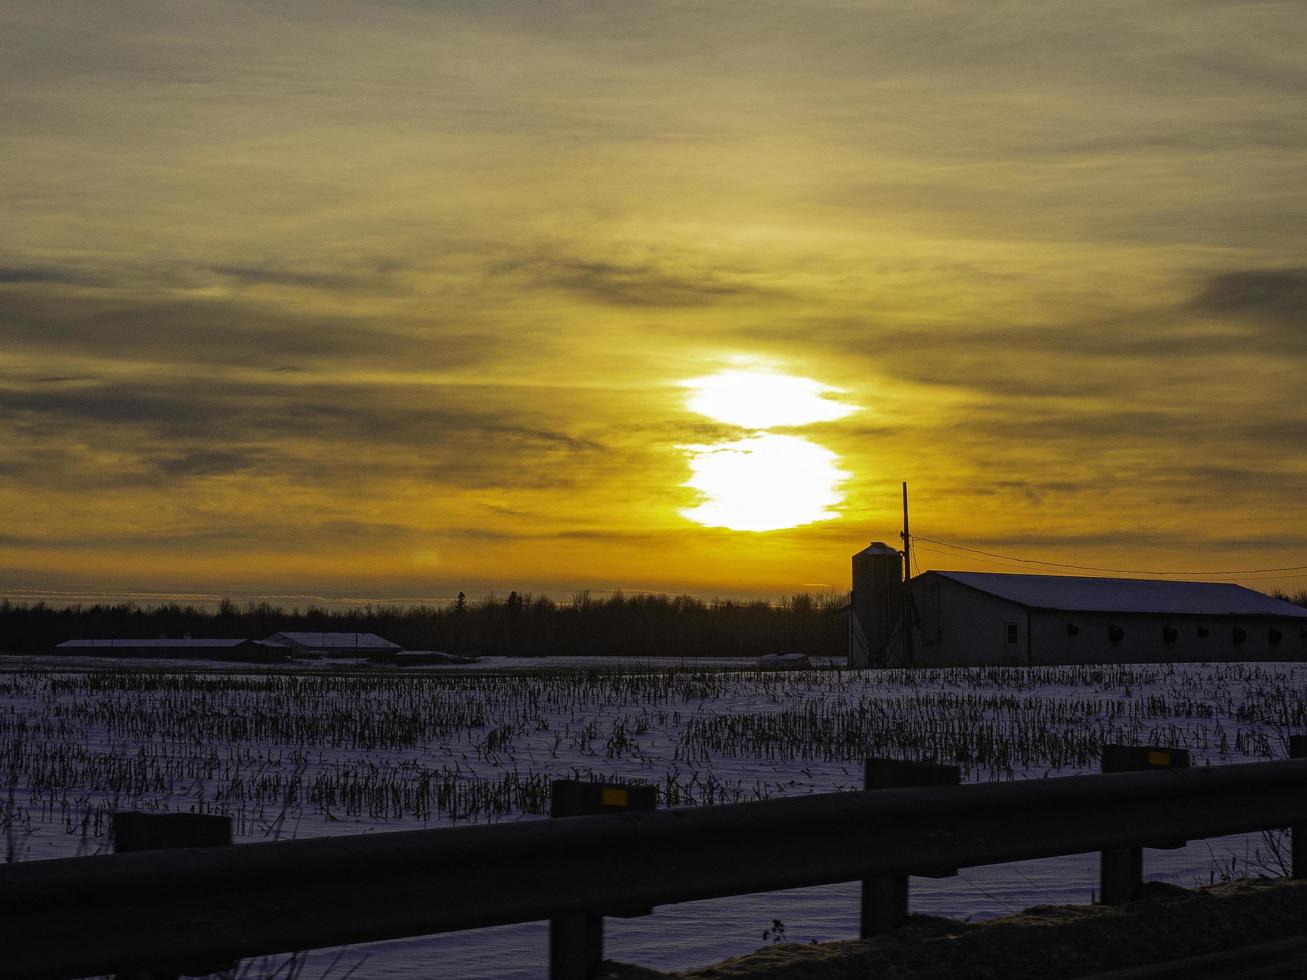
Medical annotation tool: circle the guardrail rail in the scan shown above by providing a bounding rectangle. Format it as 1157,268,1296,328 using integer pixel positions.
2,743,1306,979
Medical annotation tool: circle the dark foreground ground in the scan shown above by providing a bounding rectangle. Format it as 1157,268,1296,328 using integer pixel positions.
599,878,1307,979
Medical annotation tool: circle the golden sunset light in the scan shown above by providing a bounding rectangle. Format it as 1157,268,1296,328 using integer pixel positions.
681,433,849,532
4,7,1307,974
0,1,1303,605
679,368,854,532
682,369,857,430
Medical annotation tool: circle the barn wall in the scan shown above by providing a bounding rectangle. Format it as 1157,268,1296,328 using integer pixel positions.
913,575,1030,665
1029,612,1307,665
908,571,1307,666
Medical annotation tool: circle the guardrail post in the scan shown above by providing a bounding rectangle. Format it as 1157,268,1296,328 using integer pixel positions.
111,811,233,980
1099,745,1190,905
860,759,960,938
1291,736,1307,879
549,780,656,980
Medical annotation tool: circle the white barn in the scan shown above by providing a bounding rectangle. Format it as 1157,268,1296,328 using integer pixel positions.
260,632,401,657
850,542,1307,667
53,638,283,661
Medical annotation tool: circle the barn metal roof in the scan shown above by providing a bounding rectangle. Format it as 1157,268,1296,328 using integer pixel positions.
261,632,401,650
930,571,1307,618
56,638,251,649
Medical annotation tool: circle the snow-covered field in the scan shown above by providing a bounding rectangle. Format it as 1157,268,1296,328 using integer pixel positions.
2,657,1304,978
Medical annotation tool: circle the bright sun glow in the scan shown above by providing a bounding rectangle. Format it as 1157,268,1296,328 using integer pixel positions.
681,434,849,532
679,368,856,531
682,369,855,429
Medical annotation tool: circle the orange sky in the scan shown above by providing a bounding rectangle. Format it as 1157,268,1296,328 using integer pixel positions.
1,2,1304,606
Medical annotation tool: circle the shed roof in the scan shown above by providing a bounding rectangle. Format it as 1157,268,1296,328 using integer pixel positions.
261,632,400,650
56,638,251,649
929,571,1307,618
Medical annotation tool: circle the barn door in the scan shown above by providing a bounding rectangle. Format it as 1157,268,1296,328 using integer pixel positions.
1003,620,1020,665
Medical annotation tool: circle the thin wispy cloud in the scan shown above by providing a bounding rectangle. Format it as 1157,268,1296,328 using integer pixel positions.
0,0,1302,597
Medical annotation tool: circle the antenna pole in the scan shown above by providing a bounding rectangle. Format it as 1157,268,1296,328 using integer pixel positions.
901,481,914,664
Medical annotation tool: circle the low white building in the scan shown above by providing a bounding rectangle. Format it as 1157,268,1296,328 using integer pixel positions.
259,632,401,657
850,542,1307,666
53,638,281,661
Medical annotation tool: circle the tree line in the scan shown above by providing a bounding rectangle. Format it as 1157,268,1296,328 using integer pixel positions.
0,591,852,658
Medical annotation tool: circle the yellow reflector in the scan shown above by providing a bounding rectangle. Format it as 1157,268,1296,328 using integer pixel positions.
601,788,629,807
1147,751,1171,767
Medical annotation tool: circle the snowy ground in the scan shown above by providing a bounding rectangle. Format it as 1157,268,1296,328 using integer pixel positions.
1,657,1303,978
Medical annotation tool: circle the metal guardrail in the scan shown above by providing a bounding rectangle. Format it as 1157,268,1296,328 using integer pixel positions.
2,755,1307,979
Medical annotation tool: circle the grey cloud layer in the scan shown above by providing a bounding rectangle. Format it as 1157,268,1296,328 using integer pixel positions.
0,285,489,368
1,0,1304,585
0,373,610,490
493,256,783,308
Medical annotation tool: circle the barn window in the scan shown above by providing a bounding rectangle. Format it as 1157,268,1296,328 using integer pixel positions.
1197,626,1210,639
1269,629,1283,647
1066,623,1079,636
1109,625,1124,643
1162,626,1178,644
1005,623,1019,645
1233,628,1247,645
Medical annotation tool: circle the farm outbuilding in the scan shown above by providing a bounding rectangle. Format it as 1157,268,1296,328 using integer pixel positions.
53,638,286,662
259,632,401,658
850,541,1307,667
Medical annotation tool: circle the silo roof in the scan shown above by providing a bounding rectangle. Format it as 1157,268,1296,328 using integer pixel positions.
930,571,1307,618
855,541,901,557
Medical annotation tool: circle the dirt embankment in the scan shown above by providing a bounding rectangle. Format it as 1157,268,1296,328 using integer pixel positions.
599,878,1307,979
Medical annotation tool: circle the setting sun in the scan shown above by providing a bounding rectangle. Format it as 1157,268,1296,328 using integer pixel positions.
679,368,854,531
2,0,1302,604
682,370,856,430
681,434,849,532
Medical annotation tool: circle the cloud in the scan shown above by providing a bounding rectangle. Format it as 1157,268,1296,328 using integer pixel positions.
1,0,1304,596
145,448,267,478
208,263,393,292
493,256,783,308
0,372,617,494
1189,269,1307,330
0,266,97,286
727,262,1307,400
925,528,1307,555
0,285,490,370
0,518,424,553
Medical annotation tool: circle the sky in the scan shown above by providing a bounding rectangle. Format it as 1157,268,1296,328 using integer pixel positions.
2,0,1304,607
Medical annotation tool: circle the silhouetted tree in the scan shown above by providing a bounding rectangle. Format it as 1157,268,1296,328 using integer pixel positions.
0,591,855,658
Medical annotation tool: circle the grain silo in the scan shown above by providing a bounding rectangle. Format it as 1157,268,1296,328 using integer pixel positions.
848,541,906,667
847,546,1307,666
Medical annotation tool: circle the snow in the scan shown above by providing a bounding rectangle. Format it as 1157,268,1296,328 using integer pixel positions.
0,657,1302,978
755,653,811,669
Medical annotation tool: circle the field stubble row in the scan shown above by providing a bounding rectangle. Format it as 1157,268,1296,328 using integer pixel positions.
1,662,1304,863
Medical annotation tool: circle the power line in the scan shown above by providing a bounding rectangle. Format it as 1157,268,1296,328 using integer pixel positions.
912,543,1148,579
913,542,1307,584
908,543,1305,583
912,535,1307,578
